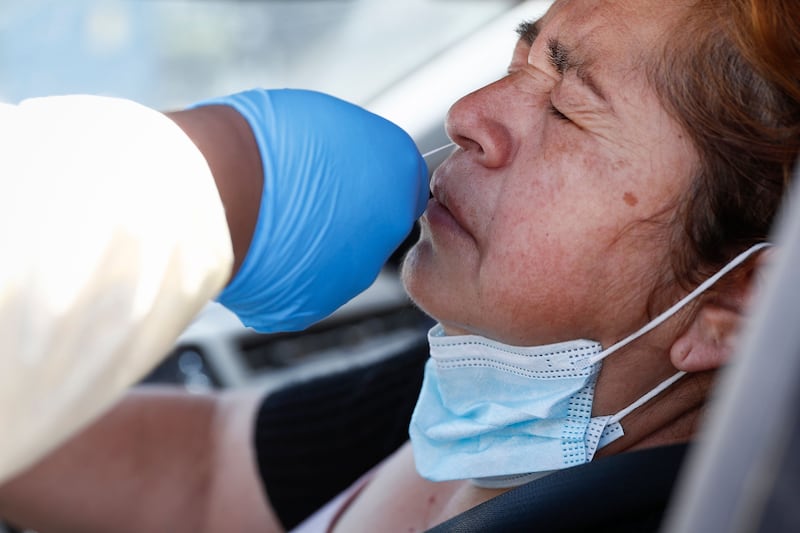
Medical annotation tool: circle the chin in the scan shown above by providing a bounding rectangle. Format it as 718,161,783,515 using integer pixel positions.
400,249,427,309
401,238,491,336
400,243,446,324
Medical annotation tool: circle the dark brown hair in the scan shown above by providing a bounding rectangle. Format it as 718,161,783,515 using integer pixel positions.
650,0,800,289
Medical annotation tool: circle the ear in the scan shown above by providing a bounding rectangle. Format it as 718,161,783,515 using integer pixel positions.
669,249,775,372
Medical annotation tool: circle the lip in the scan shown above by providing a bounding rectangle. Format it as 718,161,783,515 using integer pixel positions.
423,178,474,240
424,197,462,232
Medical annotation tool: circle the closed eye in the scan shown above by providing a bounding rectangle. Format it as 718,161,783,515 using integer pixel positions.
549,103,571,122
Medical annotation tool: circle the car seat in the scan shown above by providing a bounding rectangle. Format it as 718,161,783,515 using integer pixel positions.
661,162,800,533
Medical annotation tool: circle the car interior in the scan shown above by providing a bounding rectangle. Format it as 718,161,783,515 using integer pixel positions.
1,1,798,531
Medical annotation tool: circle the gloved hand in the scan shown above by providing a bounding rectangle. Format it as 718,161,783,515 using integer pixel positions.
195,89,428,332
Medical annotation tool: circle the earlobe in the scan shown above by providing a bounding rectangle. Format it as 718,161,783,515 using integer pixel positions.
670,248,775,372
670,304,742,372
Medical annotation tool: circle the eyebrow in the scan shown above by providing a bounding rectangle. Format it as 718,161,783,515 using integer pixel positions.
515,19,609,104
515,19,540,45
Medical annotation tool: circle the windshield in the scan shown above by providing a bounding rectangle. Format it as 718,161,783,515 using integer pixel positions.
0,0,518,108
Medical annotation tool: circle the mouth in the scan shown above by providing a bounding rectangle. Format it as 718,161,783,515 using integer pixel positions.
424,177,473,239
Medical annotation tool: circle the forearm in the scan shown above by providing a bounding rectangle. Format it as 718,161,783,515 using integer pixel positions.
166,105,263,282
0,388,218,533
0,386,281,533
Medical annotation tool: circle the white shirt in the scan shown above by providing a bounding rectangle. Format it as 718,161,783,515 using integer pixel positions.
0,95,233,484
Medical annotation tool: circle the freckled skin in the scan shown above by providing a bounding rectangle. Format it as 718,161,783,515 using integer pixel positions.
401,0,697,348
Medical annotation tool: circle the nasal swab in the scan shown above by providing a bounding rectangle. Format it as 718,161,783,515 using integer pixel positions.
422,142,456,161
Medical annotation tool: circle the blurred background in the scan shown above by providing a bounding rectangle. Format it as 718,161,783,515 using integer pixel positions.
0,0,516,107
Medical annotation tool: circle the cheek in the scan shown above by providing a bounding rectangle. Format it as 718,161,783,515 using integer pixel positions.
475,227,590,341
470,174,639,342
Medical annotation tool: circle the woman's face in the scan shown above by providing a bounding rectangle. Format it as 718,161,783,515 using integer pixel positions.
402,0,698,346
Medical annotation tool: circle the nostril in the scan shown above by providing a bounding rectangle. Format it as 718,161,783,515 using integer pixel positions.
454,135,483,155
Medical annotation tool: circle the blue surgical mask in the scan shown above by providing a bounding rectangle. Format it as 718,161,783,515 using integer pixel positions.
409,243,769,488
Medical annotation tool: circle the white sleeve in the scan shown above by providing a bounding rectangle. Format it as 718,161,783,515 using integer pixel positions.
0,95,234,483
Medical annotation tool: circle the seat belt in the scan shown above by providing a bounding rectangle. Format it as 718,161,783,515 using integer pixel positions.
426,443,688,533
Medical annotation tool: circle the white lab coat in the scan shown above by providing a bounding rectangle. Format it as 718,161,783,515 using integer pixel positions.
0,95,233,484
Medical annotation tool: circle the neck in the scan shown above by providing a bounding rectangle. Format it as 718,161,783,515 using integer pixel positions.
595,370,715,458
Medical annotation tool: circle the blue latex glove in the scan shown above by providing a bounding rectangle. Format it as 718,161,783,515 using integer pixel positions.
196,89,428,332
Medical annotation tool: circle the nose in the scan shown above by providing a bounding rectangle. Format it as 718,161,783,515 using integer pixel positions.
445,79,515,169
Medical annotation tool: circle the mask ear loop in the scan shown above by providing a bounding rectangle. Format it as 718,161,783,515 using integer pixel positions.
608,371,687,424
586,242,772,367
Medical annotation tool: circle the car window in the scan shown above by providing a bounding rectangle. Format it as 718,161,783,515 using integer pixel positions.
0,0,518,108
